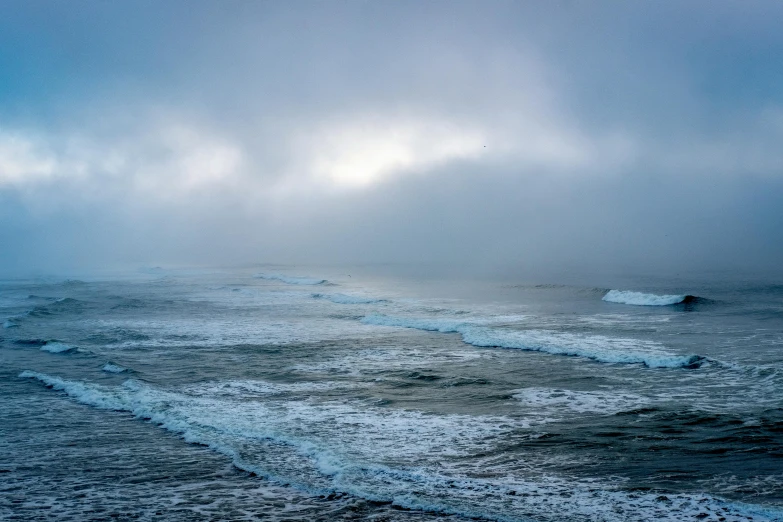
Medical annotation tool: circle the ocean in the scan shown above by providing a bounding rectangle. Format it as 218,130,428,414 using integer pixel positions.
1,266,782,521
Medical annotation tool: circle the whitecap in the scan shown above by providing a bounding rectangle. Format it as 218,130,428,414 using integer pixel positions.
602,289,689,306
102,362,129,373
40,341,77,354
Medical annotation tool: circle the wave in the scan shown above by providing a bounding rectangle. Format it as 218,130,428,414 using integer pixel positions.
508,283,610,296
13,338,82,354
602,290,701,306
102,362,130,374
361,315,703,368
3,319,19,328
311,293,386,305
19,371,779,522
61,279,87,286
27,297,85,318
40,341,78,354
14,338,48,346
255,273,328,285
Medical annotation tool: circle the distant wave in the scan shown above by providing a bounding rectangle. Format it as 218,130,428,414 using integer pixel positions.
14,339,81,354
311,293,385,304
508,283,609,295
254,273,328,285
102,362,130,374
27,297,85,318
3,319,19,328
602,290,700,306
40,341,78,354
361,314,703,368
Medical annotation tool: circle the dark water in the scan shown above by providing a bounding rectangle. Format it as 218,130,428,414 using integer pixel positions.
1,267,782,521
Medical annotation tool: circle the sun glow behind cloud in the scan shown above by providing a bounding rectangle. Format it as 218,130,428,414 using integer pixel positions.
1,1,783,274
302,118,488,188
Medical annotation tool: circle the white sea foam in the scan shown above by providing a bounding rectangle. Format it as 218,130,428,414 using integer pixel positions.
311,293,385,304
362,314,702,368
93,313,373,349
40,341,77,354
19,371,126,410
102,362,129,373
18,372,514,481
602,290,688,306
513,387,652,416
183,379,360,397
362,315,468,333
19,371,779,522
292,345,492,377
255,273,327,285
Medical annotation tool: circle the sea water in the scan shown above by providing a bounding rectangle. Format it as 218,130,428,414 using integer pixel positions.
1,267,782,521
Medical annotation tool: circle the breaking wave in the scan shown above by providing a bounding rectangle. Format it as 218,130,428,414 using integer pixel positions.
255,273,328,285
102,362,130,374
311,293,386,305
602,290,700,306
361,315,703,368
18,371,779,522
40,341,78,354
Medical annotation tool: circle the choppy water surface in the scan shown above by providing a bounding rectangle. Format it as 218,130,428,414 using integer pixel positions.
1,267,782,521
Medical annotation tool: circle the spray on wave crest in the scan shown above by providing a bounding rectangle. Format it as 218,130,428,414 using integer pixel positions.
602,290,700,306
39,341,78,354
102,362,130,373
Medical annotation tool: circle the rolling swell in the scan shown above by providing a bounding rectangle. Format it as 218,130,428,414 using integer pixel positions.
102,362,131,373
361,315,703,368
602,290,707,306
27,297,86,318
506,284,610,296
12,338,82,354
39,341,78,354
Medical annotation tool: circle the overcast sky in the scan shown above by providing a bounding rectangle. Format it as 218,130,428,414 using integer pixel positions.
1,1,782,277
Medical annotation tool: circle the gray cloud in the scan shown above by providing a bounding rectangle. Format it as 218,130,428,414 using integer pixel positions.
1,1,782,277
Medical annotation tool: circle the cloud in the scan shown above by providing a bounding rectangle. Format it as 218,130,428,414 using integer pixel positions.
298,116,486,189
0,132,59,185
0,117,244,209
1,1,782,275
